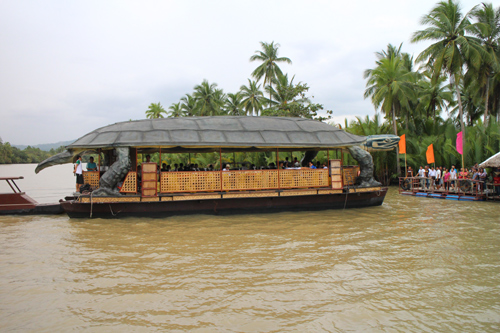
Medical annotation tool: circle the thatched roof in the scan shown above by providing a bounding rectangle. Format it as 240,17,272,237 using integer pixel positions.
479,152,500,168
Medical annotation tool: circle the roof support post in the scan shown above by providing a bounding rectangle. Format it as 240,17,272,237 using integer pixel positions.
277,148,280,190
219,148,223,192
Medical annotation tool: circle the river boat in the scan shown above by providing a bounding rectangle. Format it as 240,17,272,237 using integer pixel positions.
0,176,64,215
36,117,394,218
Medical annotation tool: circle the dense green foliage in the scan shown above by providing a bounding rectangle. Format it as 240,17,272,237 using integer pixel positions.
147,41,332,121
361,0,500,178
0,137,66,164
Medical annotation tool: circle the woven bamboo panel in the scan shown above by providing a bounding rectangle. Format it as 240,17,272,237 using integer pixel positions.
343,166,359,186
223,192,278,198
329,159,343,190
161,196,173,201
318,189,343,194
279,169,329,189
142,173,157,181
280,190,317,196
120,172,137,193
222,170,279,191
161,172,221,193
142,188,156,196
141,197,159,202
83,171,100,188
348,186,381,193
173,194,221,201
80,196,141,203
142,163,157,173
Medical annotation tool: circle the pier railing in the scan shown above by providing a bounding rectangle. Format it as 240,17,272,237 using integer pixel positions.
399,176,486,198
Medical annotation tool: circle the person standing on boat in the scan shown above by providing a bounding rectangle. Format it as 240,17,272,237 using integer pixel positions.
73,155,84,192
86,157,97,171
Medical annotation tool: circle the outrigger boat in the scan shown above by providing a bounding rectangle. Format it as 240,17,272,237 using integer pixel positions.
36,117,398,218
0,176,64,215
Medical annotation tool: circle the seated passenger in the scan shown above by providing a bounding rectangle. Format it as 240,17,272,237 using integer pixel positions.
309,161,317,169
223,164,230,171
161,163,168,172
87,157,97,171
207,164,214,171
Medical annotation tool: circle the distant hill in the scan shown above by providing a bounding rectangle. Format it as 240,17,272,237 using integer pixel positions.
13,140,75,151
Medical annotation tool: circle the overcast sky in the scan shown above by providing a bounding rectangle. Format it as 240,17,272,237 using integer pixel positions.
0,0,481,145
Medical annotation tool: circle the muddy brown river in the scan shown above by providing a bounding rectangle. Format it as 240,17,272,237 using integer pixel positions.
1,164,499,332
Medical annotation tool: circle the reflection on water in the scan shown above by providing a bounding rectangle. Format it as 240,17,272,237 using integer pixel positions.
1,165,500,331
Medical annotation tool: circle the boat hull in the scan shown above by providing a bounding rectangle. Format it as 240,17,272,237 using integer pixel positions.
61,188,388,218
0,193,64,215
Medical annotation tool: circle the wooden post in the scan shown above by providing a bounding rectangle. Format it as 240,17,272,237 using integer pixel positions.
219,148,223,192
277,148,280,190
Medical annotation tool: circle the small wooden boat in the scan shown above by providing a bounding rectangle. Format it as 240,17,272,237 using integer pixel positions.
0,177,64,215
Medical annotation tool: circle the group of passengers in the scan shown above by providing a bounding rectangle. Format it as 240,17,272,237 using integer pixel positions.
411,164,491,192
139,155,328,174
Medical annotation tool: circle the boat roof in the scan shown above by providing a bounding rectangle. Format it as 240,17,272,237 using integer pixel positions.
67,116,366,150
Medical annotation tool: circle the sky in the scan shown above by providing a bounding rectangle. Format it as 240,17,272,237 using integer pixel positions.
0,0,482,145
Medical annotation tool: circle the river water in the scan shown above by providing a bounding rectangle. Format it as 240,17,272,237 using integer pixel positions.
1,164,499,332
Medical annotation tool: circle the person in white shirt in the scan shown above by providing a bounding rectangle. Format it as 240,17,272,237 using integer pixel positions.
418,166,425,188
73,155,83,192
435,166,442,189
449,166,457,191
428,167,436,189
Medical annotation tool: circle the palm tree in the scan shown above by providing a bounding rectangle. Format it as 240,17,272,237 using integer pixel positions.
180,94,197,116
250,41,292,101
193,80,225,116
470,3,500,126
225,93,244,116
168,102,185,118
411,0,484,164
145,102,167,119
364,53,415,175
240,79,265,116
417,71,454,119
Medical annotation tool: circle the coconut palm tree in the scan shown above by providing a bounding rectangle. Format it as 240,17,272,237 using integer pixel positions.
225,93,244,116
411,0,484,163
193,80,225,116
364,54,415,175
180,94,197,117
417,71,454,120
240,79,265,116
168,102,185,118
470,2,500,126
250,41,292,101
145,102,167,119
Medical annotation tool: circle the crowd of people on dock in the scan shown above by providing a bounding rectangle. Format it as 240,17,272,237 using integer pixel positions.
406,164,500,194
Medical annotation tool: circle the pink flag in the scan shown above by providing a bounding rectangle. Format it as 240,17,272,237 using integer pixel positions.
456,131,463,155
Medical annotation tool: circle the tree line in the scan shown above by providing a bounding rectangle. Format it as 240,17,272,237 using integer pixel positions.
0,138,66,164
361,0,500,177
145,41,332,121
